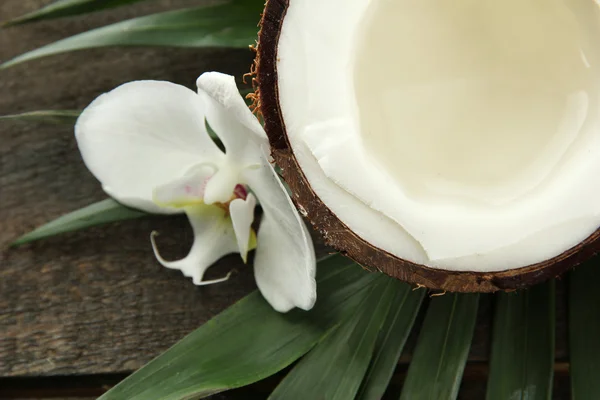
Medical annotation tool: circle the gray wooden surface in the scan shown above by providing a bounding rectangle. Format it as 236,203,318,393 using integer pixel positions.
0,0,258,377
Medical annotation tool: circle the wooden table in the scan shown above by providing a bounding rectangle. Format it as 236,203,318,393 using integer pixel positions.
0,1,571,399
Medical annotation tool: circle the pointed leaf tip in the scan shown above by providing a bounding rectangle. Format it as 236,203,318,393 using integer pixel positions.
0,110,81,124
12,198,147,246
2,0,150,27
1,2,264,69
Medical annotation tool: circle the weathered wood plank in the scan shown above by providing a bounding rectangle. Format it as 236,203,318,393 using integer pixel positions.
0,0,258,377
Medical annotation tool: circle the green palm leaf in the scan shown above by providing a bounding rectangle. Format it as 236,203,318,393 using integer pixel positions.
486,281,555,400
356,284,425,400
0,88,252,126
570,259,600,400
400,293,479,400
269,275,399,400
100,256,380,400
0,110,80,124
1,1,263,69
12,199,147,246
0,110,221,143
2,0,149,27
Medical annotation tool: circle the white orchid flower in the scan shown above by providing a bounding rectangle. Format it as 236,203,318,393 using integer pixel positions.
74,72,317,312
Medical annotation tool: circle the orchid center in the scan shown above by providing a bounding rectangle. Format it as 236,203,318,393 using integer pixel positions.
214,184,250,214
151,165,249,213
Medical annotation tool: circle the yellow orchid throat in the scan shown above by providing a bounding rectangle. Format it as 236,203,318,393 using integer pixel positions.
152,183,257,263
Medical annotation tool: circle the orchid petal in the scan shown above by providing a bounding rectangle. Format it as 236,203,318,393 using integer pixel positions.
196,72,267,164
150,204,238,285
230,193,257,263
243,156,317,312
75,80,223,213
153,165,215,208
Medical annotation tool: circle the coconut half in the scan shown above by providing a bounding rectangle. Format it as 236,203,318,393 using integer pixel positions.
256,0,600,291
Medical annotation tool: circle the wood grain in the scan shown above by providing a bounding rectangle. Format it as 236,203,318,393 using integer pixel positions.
0,1,570,399
0,0,259,377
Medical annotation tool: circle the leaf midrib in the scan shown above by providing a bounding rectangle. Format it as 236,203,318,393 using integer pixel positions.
331,280,393,399
360,287,410,387
431,295,459,400
520,293,530,400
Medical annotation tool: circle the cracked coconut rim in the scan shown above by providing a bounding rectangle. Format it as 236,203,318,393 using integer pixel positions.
256,0,600,291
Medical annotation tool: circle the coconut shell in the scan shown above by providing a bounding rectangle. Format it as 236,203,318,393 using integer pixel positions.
254,0,600,292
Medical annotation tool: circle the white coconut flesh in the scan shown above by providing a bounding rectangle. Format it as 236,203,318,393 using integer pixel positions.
276,0,600,272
